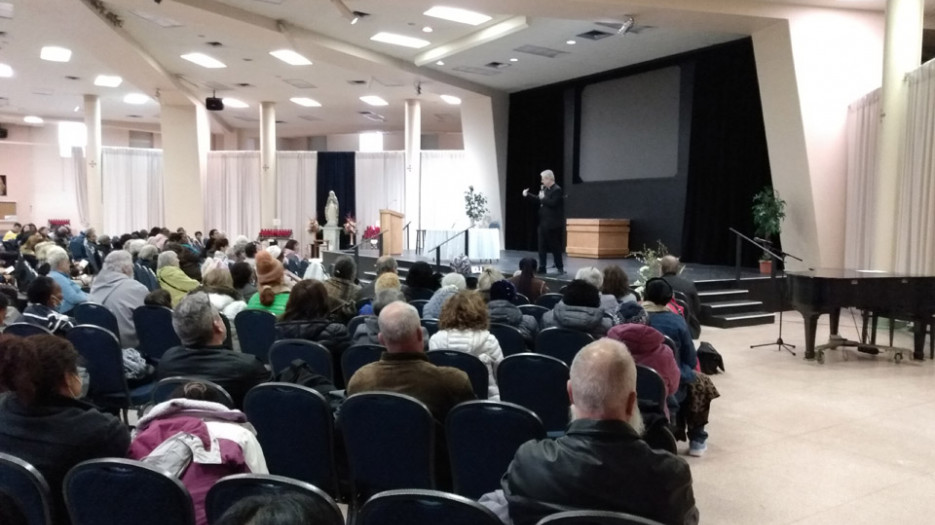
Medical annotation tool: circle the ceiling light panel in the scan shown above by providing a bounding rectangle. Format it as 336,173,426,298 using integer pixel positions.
270,49,312,66
514,44,568,58
124,93,151,104
0,63,12,78
23,116,43,124
223,98,249,108
440,95,461,105
360,95,389,106
423,6,492,26
129,9,183,28
181,52,226,69
94,75,123,88
40,46,72,62
0,2,12,19
370,32,430,49
290,97,321,107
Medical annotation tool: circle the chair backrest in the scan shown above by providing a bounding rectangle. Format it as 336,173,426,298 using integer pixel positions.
536,327,594,366
518,304,550,323
662,335,678,354
342,344,385,385
420,318,439,336
132,305,181,360
65,325,127,401
357,489,502,525
410,299,429,317
489,322,528,356
446,401,545,499
64,458,195,525
535,293,563,309
426,350,489,399
151,376,235,408
243,383,338,497
0,452,52,525
219,314,233,349
234,310,277,364
73,303,120,339
4,323,53,337
536,510,667,525
339,392,435,504
347,314,373,336
205,473,343,525
512,293,530,306
269,339,333,381
635,365,666,412
497,353,570,432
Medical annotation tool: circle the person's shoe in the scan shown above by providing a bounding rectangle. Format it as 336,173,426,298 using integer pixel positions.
688,441,707,457
537,267,547,274
556,269,566,275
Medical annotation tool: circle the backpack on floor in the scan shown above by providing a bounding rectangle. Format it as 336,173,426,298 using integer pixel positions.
697,342,725,375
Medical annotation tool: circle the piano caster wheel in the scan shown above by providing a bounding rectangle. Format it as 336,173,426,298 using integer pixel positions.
816,351,825,365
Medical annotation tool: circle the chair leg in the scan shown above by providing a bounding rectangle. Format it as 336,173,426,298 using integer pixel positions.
888,316,895,347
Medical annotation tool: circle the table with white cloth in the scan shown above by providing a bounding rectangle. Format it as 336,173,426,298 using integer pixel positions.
421,228,501,262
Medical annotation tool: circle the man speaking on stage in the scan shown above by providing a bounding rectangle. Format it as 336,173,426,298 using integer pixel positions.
523,169,565,275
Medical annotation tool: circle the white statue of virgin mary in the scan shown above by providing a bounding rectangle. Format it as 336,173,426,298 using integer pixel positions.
324,191,339,226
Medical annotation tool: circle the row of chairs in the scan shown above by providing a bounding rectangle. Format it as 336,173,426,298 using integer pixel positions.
0,452,662,525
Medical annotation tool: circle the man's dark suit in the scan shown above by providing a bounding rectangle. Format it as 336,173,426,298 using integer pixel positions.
526,184,565,273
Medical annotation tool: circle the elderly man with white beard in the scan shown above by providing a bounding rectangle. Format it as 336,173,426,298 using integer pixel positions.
481,338,699,525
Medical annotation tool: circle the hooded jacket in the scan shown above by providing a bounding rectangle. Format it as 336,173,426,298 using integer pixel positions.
89,267,149,348
157,266,201,307
607,324,681,398
429,328,503,399
541,301,612,338
488,299,538,346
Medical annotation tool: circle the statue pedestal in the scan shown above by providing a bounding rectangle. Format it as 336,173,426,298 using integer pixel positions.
322,226,341,252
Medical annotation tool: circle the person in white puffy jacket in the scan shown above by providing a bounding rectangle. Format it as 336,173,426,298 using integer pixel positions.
429,290,504,400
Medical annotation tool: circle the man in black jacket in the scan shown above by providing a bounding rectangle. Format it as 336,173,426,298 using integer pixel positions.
660,255,702,339
487,338,699,525
523,169,565,274
158,292,270,407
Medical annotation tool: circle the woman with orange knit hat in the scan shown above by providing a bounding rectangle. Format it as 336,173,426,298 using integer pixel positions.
246,250,291,316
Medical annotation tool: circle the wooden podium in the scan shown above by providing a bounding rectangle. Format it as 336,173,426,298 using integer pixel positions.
566,219,630,258
379,209,404,256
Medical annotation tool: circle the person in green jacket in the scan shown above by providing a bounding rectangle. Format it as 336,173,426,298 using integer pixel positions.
157,250,200,307
247,250,291,317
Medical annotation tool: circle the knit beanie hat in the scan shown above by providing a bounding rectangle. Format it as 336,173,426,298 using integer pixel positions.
255,250,284,285
489,280,516,302
617,301,649,325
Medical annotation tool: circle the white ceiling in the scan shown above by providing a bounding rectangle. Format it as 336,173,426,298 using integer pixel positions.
0,0,921,138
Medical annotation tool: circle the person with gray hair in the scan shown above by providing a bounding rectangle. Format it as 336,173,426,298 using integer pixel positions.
488,338,699,525
576,266,621,319
421,271,467,320
156,250,200,307
157,292,269,407
357,255,400,301
46,246,88,314
133,244,160,291
660,254,701,339
89,250,150,349
346,301,474,421
352,290,430,348
522,169,565,275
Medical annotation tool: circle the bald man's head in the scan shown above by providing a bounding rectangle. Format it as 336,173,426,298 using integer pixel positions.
660,255,680,275
377,301,423,352
568,338,641,431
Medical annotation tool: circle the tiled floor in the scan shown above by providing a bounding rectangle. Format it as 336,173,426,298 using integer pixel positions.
688,311,935,524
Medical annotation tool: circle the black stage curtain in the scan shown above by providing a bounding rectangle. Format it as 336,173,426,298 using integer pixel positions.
682,39,773,267
317,152,356,248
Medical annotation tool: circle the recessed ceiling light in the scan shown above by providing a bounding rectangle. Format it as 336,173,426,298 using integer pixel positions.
510,57,518,62
94,75,123,88
423,6,492,26
436,60,445,66
290,97,321,107
222,98,249,109
180,52,226,69
269,49,312,66
40,46,72,62
440,95,461,105
23,116,43,124
123,93,151,104
0,63,11,77
73,106,80,112
422,26,433,33
360,95,389,107
370,32,430,49
566,40,577,45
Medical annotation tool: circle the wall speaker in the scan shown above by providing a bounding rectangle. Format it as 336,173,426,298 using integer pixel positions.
205,97,224,111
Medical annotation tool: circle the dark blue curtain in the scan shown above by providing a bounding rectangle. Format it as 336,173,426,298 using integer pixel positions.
317,152,356,247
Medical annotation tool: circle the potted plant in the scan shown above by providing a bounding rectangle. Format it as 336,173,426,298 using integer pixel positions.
751,186,786,274
464,186,488,227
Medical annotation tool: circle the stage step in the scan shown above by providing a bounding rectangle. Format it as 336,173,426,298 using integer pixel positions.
707,311,776,329
698,289,749,300
701,300,764,317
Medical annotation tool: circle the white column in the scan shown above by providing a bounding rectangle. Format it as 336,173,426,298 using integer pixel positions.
872,0,923,271
260,102,278,228
404,99,421,247
83,94,102,230
161,104,208,232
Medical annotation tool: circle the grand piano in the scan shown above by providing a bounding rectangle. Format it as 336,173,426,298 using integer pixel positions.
787,269,935,361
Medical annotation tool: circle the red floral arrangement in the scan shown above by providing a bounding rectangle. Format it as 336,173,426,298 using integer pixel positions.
258,228,293,238
343,214,357,237
49,219,71,226
363,225,381,240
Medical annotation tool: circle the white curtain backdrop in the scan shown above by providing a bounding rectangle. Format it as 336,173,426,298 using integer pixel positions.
101,147,164,234
355,151,406,237
205,151,261,239
277,151,317,255
72,147,90,228
843,89,880,270
895,62,935,274
420,150,473,233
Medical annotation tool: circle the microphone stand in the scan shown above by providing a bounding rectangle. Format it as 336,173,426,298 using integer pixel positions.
750,241,802,356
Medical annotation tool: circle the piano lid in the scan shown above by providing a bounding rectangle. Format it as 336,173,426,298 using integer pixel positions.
786,268,935,279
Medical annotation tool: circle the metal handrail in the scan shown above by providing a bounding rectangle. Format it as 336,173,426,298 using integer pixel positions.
343,221,412,278
728,227,787,282
424,227,471,271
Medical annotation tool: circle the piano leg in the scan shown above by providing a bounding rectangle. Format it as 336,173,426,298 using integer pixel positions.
804,314,819,360
829,309,841,337
913,316,927,360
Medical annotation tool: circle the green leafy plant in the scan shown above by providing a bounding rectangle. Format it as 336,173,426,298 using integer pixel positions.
630,240,675,287
464,186,488,224
752,186,786,260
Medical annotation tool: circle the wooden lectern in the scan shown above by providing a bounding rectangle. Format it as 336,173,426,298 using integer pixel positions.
566,219,630,258
379,209,404,256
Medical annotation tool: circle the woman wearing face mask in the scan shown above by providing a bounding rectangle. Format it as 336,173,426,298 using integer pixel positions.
0,335,131,523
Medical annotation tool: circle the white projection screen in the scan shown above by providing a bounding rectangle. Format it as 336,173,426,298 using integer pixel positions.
578,66,681,182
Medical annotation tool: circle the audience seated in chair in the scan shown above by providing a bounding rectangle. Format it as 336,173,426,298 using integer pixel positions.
230,262,258,303
158,292,270,407
46,246,88,314
429,290,504,400
422,272,467,320
353,289,428,350
476,266,505,303
660,256,702,339
576,267,621,321
481,338,698,525
22,276,75,336
404,261,439,301
215,493,338,525
157,250,200,307
508,257,549,304
0,335,130,524
129,381,269,525
347,301,475,422
359,272,403,316
541,280,613,338
275,280,350,361
144,288,173,308
358,255,400,302
247,251,291,317
89,250,150,349
323,256,361,323
603,265,638,305
126,240,159,291
487,280,539,347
